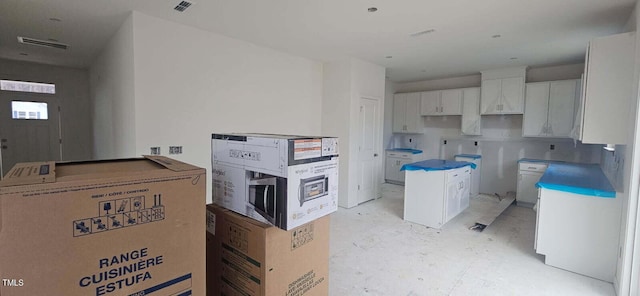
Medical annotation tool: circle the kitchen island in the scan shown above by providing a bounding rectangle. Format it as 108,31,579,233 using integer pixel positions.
402,159,476,229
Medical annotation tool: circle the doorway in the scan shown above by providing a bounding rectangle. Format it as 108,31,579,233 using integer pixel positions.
357,96,381,204
0,93,61,177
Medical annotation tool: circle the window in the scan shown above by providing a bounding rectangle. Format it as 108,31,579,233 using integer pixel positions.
0,80,55,94
11,101,48,120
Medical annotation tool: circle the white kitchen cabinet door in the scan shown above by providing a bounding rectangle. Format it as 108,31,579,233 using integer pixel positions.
405,92,422,133
481,79,501,114
581,32,635,144
440,89,463,115
392,94,407,133
393,93,422,133
385,156,399,182
461,88,481,135
459,174,470,213
517,171,543,205
548,80,577,137
420,91,440,115
445,179,459,221
501,77,525,113
523,82,550,137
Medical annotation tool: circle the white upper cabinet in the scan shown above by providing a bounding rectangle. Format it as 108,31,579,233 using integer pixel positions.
480,67,527,115
523,80,578,138
576,32,636,144
420,91,441,116
461,87,481,135
393,92,422,133
420,89,462,116
440,89,463,115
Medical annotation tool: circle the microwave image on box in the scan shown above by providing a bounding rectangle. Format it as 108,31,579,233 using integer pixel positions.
299,175,329,206
248,173,285,225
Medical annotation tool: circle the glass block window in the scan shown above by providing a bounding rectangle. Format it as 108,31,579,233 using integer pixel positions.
1,80,55,94
11,101,48,120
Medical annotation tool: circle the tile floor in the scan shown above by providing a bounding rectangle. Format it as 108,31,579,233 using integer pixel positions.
329,183,615,296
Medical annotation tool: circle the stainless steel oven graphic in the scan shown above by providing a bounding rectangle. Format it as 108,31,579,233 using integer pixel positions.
299,175,329,206
248,176,278,224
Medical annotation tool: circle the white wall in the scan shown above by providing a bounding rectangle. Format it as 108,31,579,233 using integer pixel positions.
382,78,397,181
89,14,136,159
388,63,602,195
322,60,352,208
322,58,386,208
0,58,92,161
615,1,640,293
130,12,323,202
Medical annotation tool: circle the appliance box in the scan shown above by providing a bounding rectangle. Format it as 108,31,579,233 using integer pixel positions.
0,156,206,296
211,133,339,230
206,204,329,296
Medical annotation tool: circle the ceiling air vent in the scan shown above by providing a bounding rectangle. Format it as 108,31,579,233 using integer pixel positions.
17,37,68,50
174,0,194,12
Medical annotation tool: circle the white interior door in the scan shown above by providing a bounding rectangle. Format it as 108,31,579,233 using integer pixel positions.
357,97,380,204
0,94,61,177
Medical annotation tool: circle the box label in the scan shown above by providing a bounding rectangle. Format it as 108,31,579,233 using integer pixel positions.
291,222,314,250
207,211,216,235
77,247,193,296
73,193,164,237
293,139,322,160
286,270,325,296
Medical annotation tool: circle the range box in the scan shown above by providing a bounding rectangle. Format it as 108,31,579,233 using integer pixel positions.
0,156,206,296
206,204,329,296
211,133,339,230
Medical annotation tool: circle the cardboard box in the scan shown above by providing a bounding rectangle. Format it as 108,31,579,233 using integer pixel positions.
211,133,339,230
206,204,329,296
0,156,206,296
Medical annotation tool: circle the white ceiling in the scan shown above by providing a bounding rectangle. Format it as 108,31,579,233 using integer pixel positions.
0,0,635,82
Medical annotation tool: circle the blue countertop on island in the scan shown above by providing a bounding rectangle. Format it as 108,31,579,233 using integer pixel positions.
401,159,476,172
536,163,616,198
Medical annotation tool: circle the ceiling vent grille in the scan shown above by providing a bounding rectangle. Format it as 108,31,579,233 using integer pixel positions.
174,1,194,12
17,37,68,50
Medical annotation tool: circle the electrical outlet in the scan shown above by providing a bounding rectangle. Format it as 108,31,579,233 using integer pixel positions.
443,140,447,145
169,146,183,155
474,141,478,146
150,147,161,155
550,144,555,150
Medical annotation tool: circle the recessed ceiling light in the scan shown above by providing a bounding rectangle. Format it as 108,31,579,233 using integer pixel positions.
368,7,378,12
410,29,436,37
492,34,501,38
385,56,393,59
19,53,28,56
49,17,61,22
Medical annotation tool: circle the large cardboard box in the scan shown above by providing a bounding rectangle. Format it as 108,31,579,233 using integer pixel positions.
206,204,329,296
0,156,206,296
211,133,339,230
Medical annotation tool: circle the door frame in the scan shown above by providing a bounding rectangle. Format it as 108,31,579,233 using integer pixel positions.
356,95,383,203
0,93,62,178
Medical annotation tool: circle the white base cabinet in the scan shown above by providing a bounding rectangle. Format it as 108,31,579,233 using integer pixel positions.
404,166,471,229
454,155,481,197
516,161,548,207
385,151,422,184
536,188,621,282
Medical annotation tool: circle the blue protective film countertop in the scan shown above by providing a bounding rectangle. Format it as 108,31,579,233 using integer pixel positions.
387,148,423,154
536,163,615,198
401,159,476,171
455,154,481,159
